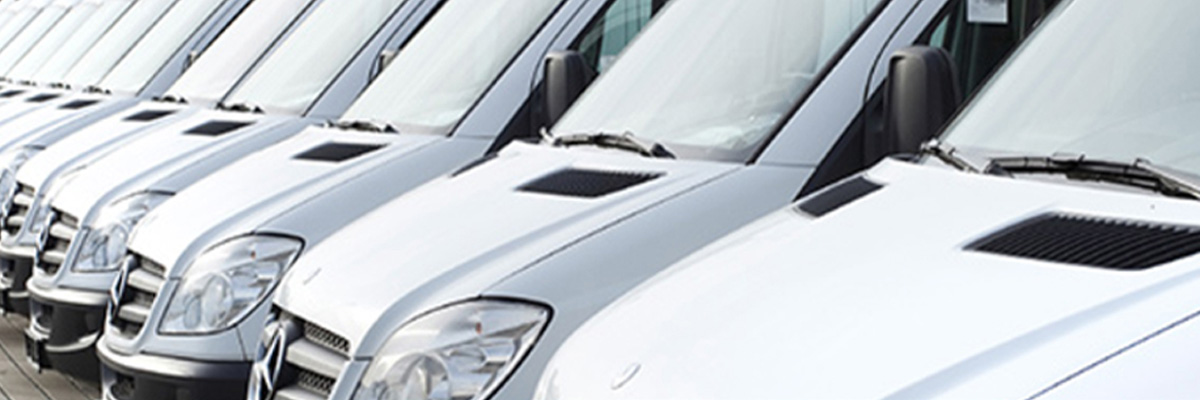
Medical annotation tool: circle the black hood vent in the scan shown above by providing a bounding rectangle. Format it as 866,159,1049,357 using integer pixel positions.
294,142,384,163
184,120,253,137
123,109,176,122
798,177,882,217
26,93,60,103
59,99,100,110
966,213,1200,270
0,89,24,98
519,169,662,198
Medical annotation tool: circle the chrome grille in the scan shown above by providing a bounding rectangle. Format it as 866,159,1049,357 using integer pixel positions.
272,315,350,399
110,254,164,338
3,184,33,237
36,209,77,275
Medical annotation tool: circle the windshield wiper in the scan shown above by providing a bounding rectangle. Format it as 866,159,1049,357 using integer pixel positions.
331,118,398,133
986,154,1200,200
550,130,675,159
155,93,188,104
218,101,265,114
82,85,111,95
919,140,989,173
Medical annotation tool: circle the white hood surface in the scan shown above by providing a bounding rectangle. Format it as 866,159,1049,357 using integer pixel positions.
539,159,1200,399
45,109,295,219
275,143,744,352
127,125,450,270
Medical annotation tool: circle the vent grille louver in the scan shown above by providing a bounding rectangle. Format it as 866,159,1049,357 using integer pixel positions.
294,142,385,163
25,93,60,103
183,120,254,137
0,89,25,98
35,209,78,276
518,169,662,198
59,99,99,110
966,213,1200,270
798,177,882,217
123,109,176,122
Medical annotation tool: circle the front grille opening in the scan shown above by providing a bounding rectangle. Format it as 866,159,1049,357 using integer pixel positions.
518,169,662,198
303,320,350,355
967,213,1200,270
111,372,135,400
36,209,78,276
109,254,165,339
3,184,34,237
297,368,336,397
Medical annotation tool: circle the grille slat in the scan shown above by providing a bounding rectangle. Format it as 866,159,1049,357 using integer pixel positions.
967,213,1200,270
110,255,165,338
2,185,33,237
36,209,79,275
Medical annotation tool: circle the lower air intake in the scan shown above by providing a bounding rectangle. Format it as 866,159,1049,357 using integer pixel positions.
967,213,1200,270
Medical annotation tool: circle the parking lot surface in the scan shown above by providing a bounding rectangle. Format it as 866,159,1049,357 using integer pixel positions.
0,314,98,400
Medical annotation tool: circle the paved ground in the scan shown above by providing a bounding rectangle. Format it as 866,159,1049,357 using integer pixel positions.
0,314,99,400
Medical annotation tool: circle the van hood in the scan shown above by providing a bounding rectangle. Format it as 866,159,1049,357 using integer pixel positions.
16,101,195,189
128,126,443,271
538,159,1200,400
46,109,289,221
0,91,136,151
275,142,738,354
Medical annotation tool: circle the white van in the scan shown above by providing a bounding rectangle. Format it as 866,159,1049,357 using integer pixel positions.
535,1,1200,399
247,0,1058,399
0,0,249,315
13,0,330,381
98,0,667,398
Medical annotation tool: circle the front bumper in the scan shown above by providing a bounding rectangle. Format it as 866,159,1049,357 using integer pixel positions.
0,244,37,315
97,341,252,400
26,281,108,382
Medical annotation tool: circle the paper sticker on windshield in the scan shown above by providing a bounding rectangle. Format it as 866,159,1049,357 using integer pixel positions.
968,0,1008,24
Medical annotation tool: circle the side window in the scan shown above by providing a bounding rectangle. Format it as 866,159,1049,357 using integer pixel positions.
572,0,670,73
922,0,1063,95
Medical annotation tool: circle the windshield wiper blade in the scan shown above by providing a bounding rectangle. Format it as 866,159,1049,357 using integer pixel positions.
218,101,265,114
331,118,398,133
919,140,989,173
551,131,675,159
987,154,1200,200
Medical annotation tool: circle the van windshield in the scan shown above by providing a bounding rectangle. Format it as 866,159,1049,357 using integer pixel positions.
223,0,410,115
166,0,315,105
0,5,42,55
97,0,226,94
58,0,176,88
943,0,1200,177
0,1,70,75
340,0,561,133
8,0,131,81
553,0,882,162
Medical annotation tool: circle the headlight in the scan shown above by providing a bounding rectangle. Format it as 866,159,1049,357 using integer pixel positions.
354,300,550,400
72,192,172,272
159,235,302,334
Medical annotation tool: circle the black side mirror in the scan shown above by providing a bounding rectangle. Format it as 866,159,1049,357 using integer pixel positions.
870,46,962,161
543,50,596,128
